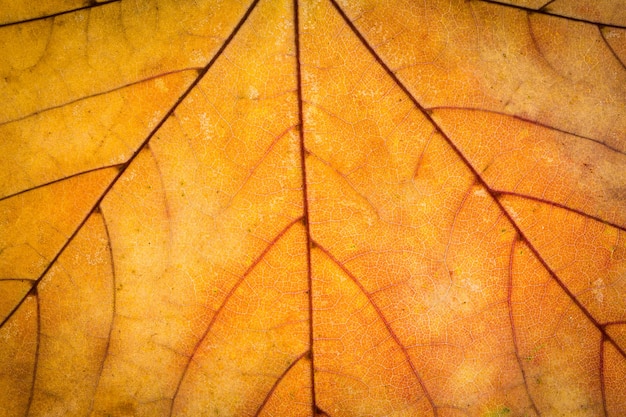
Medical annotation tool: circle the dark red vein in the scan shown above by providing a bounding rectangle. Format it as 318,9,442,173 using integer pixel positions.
146,144,174,253
87,208,117,415
306,150,380,219
539,0,557,10
0,0,260,331
226,124,298,209
24,287,40,416
495,190,626,232
413,130,436,180
169,217,301,415
599,336,608,417
603,320,626,327
526,10,550,75
427,106,626,157
0,67,203,127
507,236,540,415
475,0,626,29
293,0,318,414
253,350,309,417
328,0,626,362
0,0,120,28
599,26,626,72
315,242,438,415
443,182,475,285
0,164,124,203
316,406,331,416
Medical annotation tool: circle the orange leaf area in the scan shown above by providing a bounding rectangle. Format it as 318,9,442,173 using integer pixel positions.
1,0,625,416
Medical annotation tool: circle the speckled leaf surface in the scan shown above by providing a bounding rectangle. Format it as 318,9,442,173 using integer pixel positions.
1,0,625,416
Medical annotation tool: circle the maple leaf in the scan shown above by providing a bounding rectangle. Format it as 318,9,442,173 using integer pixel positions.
1,0,625,416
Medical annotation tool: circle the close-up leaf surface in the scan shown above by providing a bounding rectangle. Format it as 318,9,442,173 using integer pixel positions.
1,0,625,416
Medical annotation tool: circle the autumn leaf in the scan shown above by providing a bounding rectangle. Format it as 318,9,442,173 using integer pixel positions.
1,0,625,416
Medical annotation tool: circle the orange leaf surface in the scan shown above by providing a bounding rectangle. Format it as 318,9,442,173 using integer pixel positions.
1,0,626,416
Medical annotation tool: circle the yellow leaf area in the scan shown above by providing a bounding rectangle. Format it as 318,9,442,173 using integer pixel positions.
1,0,625,416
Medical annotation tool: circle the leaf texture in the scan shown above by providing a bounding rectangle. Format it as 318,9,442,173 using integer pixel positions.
1,0,625,416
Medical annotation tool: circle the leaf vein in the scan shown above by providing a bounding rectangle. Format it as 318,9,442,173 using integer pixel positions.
0,0,120,28
314,241,437,415
253,350,309,417
329,0,626,364
169,216,302,416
